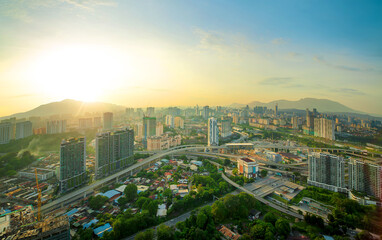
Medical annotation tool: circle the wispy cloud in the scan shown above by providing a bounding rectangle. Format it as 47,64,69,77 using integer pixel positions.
313,56,373,72
271,38,287,45
259,77,292,85
0,0,116,22
131,86,170,92
330,88,366,95
192,28,254,55
8,94,37,99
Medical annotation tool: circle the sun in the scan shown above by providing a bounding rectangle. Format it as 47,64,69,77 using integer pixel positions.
29,44,124,102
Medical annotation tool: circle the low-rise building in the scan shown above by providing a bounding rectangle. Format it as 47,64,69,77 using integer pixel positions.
237,158,259,178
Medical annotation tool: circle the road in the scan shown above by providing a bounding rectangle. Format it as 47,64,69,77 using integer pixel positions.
123,189,241,240
40,145,223,213
220,172,304,219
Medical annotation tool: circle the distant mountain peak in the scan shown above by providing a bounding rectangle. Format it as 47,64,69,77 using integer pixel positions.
230,98,362,114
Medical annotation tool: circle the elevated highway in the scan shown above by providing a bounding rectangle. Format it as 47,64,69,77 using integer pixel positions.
40,145,222,213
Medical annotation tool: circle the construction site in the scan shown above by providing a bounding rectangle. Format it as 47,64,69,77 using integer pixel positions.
0,168,70,240
0,208,70,240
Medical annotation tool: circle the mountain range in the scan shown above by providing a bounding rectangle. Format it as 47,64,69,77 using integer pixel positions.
229,98,360,113
0,99,125,120
0,98,379,120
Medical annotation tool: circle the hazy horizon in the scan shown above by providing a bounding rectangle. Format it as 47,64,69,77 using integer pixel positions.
1,0,381,116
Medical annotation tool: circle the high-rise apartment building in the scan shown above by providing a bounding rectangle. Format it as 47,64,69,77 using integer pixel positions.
46,120,67,134
0,122,12,144
95,128,134,179
59,137,86,193
203,106,210,119
314,118,335,140
349,159,382,200
208,117,219,146
146,107,155,117
308,152,346,192
156,122,164,136
165,115,174,128
274,103,278,116
134,123,143,140
220,119,232,138
103,112,113,130
143,117,156,141
126,108,134,117
291,116,299,129
94,117,102,128
174,117,184,129
79,118,93,129
15,121,32,139
306,108,314,129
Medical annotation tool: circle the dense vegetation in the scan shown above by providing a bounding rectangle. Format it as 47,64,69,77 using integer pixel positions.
136,193,294,240
167,161,234,216
0,129,98,154
88,195,109,210
0,151,36,176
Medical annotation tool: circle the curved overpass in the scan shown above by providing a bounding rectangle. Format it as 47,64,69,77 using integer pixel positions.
40,145,222,213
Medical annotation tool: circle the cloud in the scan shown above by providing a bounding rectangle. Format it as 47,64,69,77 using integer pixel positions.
271,38,287,45
313,56,373,72
0,0,116,22
288,52,301,57
330,88,366,95
9,94,37,99
259,77,292,85
193,29,226,52
192,28,255,55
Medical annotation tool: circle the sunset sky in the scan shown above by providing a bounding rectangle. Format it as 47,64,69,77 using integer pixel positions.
0,0,381,116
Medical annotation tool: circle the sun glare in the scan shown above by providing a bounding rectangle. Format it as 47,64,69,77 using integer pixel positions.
29,45,125,102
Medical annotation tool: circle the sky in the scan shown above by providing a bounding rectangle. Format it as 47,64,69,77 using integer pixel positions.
0,0,381,116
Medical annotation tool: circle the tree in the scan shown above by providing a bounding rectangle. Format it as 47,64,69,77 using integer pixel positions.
263,212,277,226
261,169,268,178
275,218,290,237
124,184,138,202
224,158,231,166
135,229,154,240
163,188,172,199
232,168,238,175
211,200,227,222
355,230,373,240
88,195,108,210
157,224,175,240
196,212,208,229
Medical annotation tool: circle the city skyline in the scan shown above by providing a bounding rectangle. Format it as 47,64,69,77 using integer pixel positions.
0,0,381,116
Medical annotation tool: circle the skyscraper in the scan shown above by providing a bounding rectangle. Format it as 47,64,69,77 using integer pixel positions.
59,137,86,193
125,108,134,117
306,108,314,129
203,106,209,119
15,121,32,139
46,120,67,134
103,112,113,130
220,119,232,138
314,118,335,140
143,117,156,141
0,122,12,144
308,152,346,192
156,122,164,136
165,115,174,128
174,117,184,129
208,117,219,146
274,103,278,116
146,107,155,117
95,128,134,179
349,159,382,200
79,118,93,129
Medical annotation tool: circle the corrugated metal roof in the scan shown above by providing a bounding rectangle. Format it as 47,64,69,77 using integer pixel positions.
94,223,112,237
